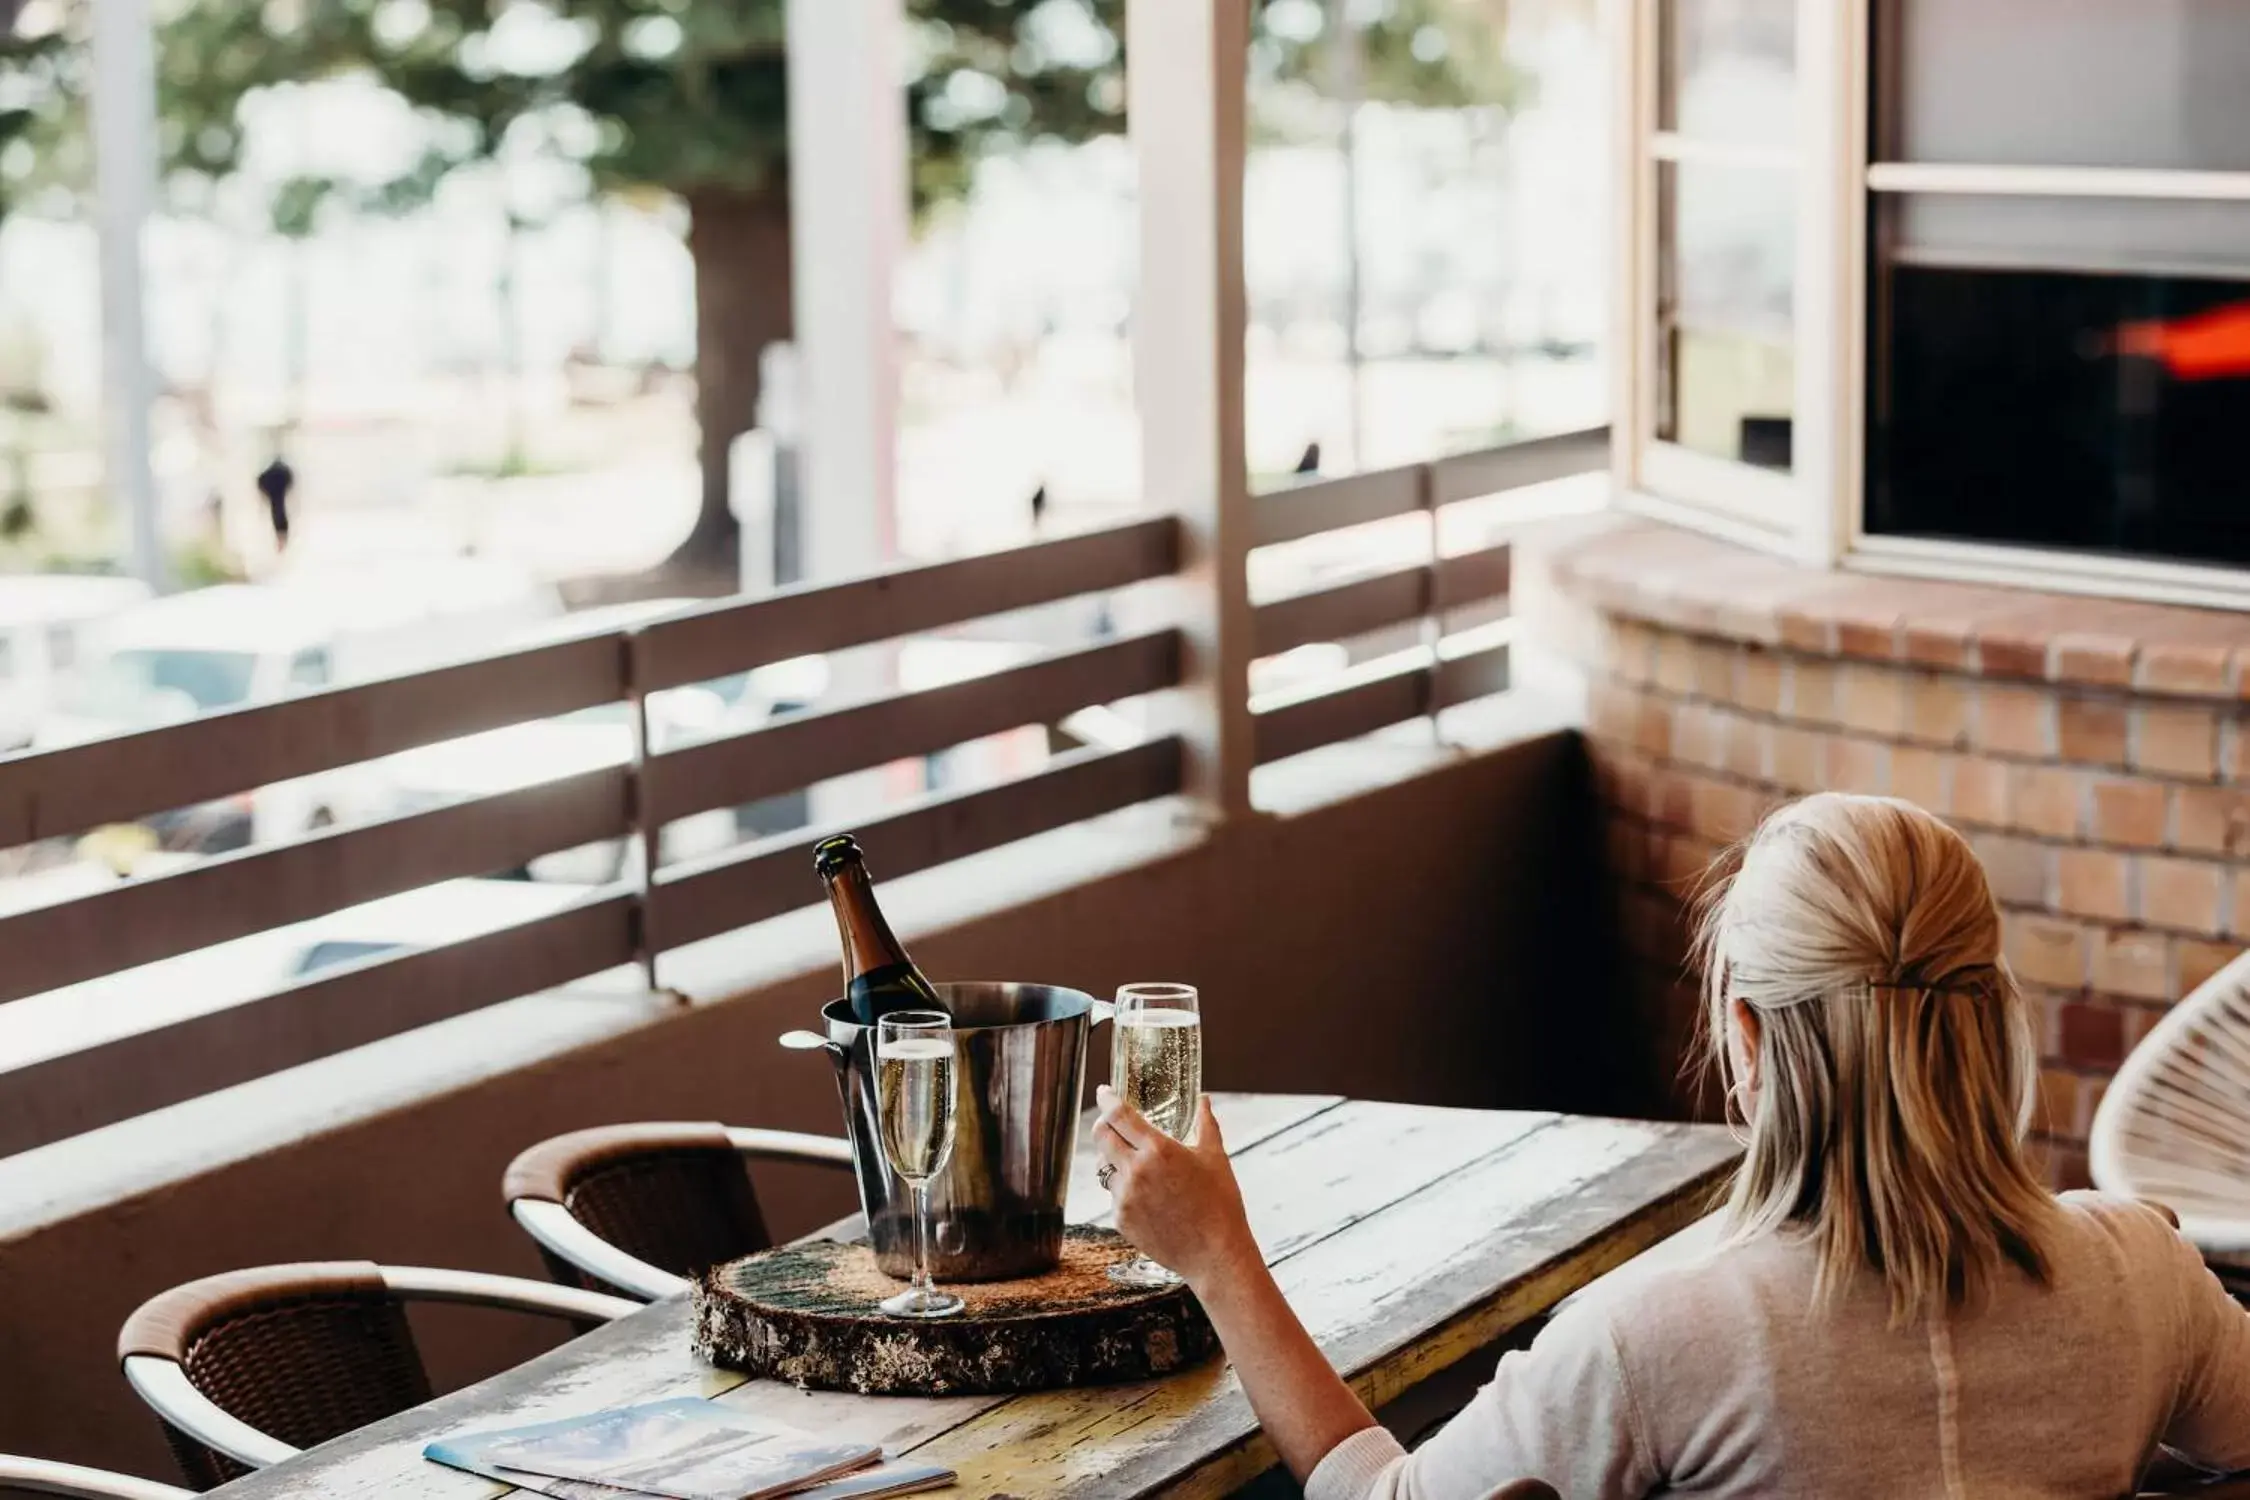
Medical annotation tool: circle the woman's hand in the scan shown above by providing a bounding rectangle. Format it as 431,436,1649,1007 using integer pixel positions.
1094,1087,1258,1286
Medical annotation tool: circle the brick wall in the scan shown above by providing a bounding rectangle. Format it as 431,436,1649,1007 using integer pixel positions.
1523,517,2250,1188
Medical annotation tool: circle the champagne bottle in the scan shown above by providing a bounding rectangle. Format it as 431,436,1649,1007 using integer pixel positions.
814,835,945,1025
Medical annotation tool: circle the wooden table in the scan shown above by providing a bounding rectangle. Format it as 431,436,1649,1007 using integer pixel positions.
208,1096,1735,1499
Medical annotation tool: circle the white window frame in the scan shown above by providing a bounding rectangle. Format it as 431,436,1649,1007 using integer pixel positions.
1613,0,2250,606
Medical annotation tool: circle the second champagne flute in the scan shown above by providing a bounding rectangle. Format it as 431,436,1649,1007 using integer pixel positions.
875,1010,964,1318
1107,982,1202,1287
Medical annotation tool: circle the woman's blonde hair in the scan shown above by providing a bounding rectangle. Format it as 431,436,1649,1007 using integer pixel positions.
1694,792,2061,1326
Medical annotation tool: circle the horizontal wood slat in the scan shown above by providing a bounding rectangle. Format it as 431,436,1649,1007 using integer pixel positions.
1253,465,1424,549
648,738,1184,954
0,634,622,849
0,893,638,1157
1252,639,1511,766
634,518,1180,693
1434,543,1512,612
644,632,1180,826
1253,571,1428,659
1435,641,1512,709
0,768,630,1005
1253,659,1430,766
1427,426,1608,506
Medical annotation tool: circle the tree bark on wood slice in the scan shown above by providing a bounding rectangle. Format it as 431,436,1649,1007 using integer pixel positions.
692,1227,1218,1396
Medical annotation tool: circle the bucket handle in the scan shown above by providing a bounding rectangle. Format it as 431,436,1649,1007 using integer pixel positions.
779,1030,848,1072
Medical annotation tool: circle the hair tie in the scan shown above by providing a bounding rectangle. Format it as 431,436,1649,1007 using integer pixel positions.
1863,964,1998,999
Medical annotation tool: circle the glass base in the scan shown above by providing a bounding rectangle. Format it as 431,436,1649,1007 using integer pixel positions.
1107,1255,1185,1288
880,1286,964,1318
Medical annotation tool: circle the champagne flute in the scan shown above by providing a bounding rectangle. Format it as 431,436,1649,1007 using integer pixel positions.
1106,982,1202,1287
875,1010,964,1318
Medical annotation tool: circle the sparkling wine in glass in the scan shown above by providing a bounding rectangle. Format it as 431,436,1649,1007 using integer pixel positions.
875,1010,964,1318
1107,982,1202,1287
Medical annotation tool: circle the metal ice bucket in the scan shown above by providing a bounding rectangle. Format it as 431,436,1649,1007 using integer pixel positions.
781,981,1103,1281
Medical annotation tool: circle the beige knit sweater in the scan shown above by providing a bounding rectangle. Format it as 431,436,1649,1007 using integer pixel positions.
1307,1194,2250,1500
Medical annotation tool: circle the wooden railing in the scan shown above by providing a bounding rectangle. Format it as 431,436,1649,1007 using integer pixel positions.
0,428,1603,1157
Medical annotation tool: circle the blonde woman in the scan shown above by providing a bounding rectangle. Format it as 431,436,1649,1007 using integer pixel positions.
1095,793,2250,1498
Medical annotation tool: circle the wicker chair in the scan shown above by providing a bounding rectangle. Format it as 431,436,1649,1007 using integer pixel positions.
0,1456,191,1500
116,1261,633,1489
503,1122,854,1301
2091,945,2250,1306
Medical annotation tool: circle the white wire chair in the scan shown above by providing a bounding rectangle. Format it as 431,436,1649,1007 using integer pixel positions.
0,1455,190,1499
2090,945,2250,1255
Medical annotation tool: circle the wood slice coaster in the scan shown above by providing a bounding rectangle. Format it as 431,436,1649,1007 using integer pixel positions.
691,1225,1218,1396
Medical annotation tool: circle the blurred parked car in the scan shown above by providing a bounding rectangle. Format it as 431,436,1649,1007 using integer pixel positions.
362,601,764,884
36,561,562,851
0,574,152,752
0,876,603,1073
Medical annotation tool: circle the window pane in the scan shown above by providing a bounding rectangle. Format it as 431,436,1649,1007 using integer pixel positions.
1657,161,1794,470
1660,0,1795,146
1875,0,2250,171
1867,194,2250,569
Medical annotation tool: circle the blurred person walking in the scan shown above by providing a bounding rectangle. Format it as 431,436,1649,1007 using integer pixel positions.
255,453,295,553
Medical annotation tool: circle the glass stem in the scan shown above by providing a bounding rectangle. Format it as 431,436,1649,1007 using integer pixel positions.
912,1181,932,1300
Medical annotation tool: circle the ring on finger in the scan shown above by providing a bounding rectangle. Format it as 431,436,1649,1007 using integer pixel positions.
1096,1162,1117,1189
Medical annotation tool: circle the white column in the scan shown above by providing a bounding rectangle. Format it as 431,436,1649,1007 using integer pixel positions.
784,0,905,583
91,0,166,590
786,0,907,829
1132,0,1255,822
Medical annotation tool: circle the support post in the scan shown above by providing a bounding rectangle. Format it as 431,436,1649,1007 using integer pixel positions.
90,0,165,590
1132,0,1255,824
784,0,904,581
786,0,909,828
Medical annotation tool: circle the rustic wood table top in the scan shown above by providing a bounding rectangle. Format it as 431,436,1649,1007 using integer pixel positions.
206,1096,1737,1499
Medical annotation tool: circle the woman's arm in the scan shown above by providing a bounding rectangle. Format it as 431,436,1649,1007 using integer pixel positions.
1093,1090,1381,1481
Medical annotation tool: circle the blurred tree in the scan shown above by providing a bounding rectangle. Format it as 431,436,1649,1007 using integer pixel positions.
48,0,1518,586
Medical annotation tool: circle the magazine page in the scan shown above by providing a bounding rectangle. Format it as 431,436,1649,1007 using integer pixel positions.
470,1398,880,1500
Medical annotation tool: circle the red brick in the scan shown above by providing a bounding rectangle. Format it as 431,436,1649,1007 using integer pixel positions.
2174,785,2250,858
2055,849,2134,923
1902,674,1973,750
1689,777,1764,844
1653,634,1698,696
2141,856,2227,936
1718,711,1768,781
1836,614,1901,663
2092,927,2170,1001
2089,777,2168,850
2138,641,2236,698
1901,621,1973,672
1972,835,2051,908
1670,703,1726,772
2232,720,2250,785
2036,1068,2084,1137
1977,683,2055,758
1950,756,2011,828
1607,619,1656,685
2177,937,2243,999
1634,694,1674,759
1975,631,2051,681
2055,696,2129,768
1789,659,1840,727
1647,768,1697,830
1825,737,1891,796
1768,726,1825,794
2134,703,2218,780
2234,873,2250,941
2051,632,2137,689
2007,914,2089,989
1691,639,1736,701
2057,1004,2124,1071
1890,746,1949,813
1735,648,1784,714
2120,1004,2165,1054
1835,664,1907,736
2051,1143,2094,1191
2010,765,2085,840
